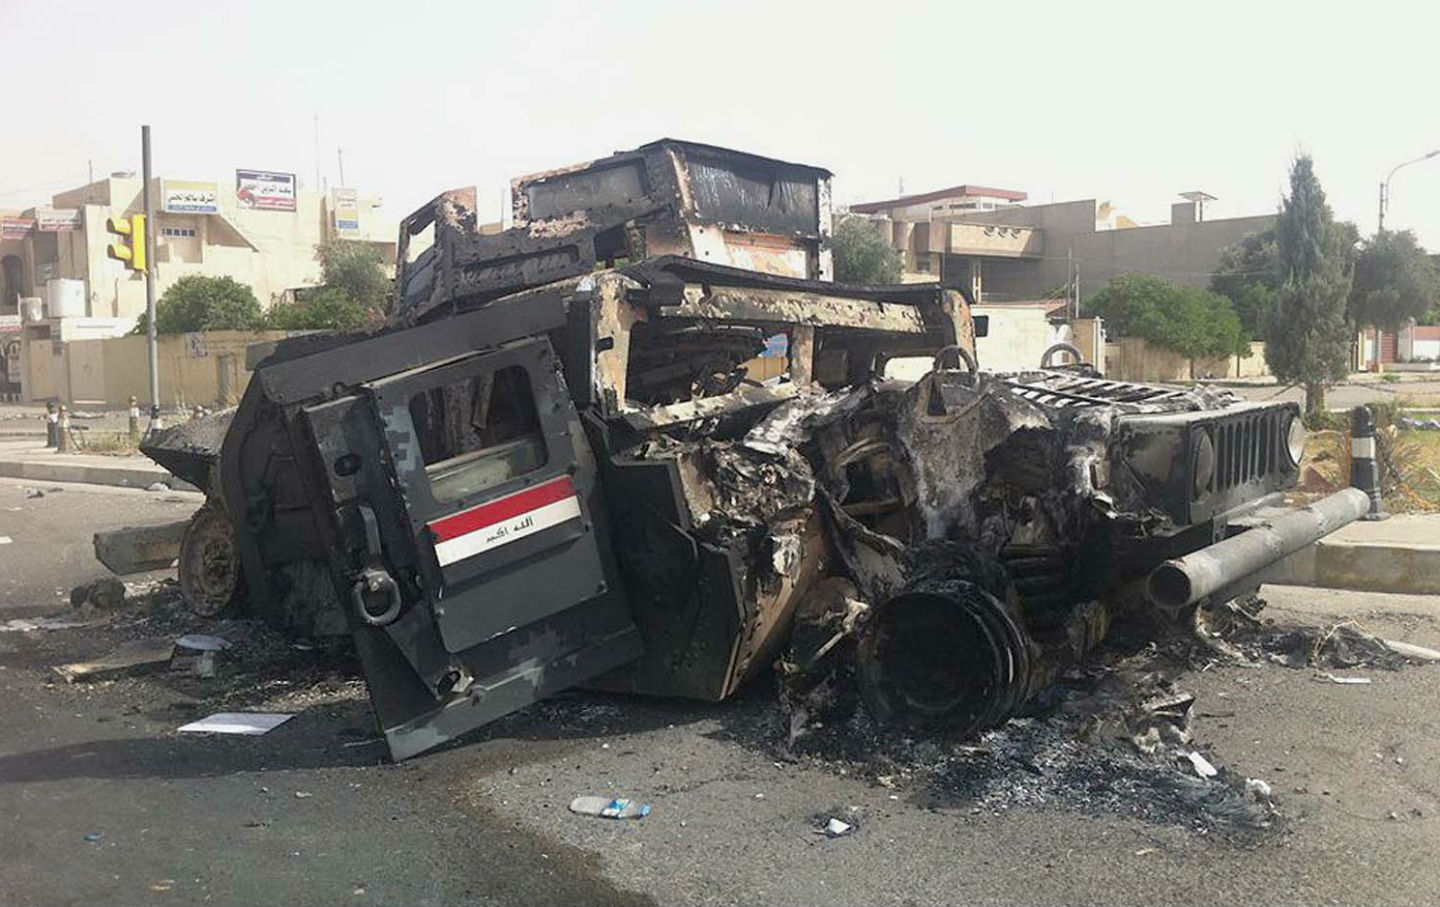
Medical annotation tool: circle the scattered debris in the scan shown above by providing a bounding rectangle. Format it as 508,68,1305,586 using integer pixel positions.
293,791,313,800
568,796,651,819
0,615,100,633
146,481,169,492
1245,778,1273,800
1314,673,1372,685
818,818,854,838
1186,751,1219,779
1381,639,1440,663
93,520,188,575
1206,604,1414,672
83,832,103,843
177,712,295,735
172,648,219,677
53,637,175,682
24,487,44,499
69,577,127,612
0,536,11,544
1127,691,1195,753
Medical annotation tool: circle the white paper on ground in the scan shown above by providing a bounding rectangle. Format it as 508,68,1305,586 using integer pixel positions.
178,712,294,735
1187,751,1219,778
175,633,232,651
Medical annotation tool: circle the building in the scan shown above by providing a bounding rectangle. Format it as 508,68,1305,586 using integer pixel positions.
849,184,1027,221
852,187,1274,307
1,170,395,400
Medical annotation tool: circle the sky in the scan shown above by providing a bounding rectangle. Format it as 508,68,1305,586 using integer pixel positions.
4,0,1439,253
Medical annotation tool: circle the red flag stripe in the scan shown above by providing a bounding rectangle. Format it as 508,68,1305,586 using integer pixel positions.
427,475,576,542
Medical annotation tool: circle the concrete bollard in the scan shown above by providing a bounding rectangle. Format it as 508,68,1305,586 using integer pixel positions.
128,395,141,442
1350,405,1390,521
56,404,71,453
44,401,58,448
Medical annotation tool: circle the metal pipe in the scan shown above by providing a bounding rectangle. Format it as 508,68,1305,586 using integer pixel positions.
1148,487,1369,609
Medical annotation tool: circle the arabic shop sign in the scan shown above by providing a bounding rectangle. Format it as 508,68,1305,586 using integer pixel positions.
34,207,81,232
162,180,221,214
1,217,34,240
236,169,296,212
332,188,360,233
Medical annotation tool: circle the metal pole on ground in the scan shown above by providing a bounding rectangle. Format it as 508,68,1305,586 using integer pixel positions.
1351,405,1390,521
142,125,161,432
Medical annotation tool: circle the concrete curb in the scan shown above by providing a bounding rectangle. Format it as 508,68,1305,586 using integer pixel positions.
0,458,198,493
1267,537,1440,596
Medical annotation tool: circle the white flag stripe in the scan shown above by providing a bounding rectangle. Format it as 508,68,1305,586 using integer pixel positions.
432,495,581,566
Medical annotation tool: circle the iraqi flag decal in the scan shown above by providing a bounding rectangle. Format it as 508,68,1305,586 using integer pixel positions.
427,475,581,567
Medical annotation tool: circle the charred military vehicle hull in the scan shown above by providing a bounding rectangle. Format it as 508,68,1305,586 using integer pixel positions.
129,140,1363,761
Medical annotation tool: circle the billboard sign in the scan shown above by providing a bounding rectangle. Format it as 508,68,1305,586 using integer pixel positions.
1,217,34,240
332,187,360,233
162,180,221,214
236,169,297,211
34,207,81,232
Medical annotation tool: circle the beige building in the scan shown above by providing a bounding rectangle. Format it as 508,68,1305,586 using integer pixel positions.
852,188,1274,307
0,171,395,401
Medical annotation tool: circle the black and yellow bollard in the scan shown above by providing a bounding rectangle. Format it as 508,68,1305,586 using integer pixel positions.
1350,405,1390,521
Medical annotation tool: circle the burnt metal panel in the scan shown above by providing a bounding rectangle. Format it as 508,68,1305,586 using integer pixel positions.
255,291,567,404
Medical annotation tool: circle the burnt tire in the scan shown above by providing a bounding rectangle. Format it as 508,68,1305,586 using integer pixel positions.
178,505,244,618
857,573,1032,738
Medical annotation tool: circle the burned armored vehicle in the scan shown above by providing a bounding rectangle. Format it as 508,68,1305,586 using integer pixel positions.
130,140,1366,760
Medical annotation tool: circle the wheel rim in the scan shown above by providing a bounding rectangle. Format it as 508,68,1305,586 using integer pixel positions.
180,509,239,618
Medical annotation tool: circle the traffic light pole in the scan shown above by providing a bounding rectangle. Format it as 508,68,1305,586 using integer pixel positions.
141,125,161,431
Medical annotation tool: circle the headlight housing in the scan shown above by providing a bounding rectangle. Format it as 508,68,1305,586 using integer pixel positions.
1192,429,1215,498
1285,415,1307,466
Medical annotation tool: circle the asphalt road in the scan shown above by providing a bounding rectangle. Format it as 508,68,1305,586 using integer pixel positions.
3,478,1440,906
1221,378,1440,410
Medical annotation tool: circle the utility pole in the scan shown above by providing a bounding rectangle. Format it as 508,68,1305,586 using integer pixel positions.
337,147,347,188
1379,149,1440,232
141,125,160,430
313,114,323,191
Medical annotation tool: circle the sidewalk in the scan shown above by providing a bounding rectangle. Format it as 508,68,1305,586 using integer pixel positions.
0,404,141,442
1269,512,1440,595
0,439,196,492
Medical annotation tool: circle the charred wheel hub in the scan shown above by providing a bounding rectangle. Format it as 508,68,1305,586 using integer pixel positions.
178,506,242,618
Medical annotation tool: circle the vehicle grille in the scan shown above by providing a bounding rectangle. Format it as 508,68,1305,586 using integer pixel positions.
1002,374,1195,409
1210,408,1288,493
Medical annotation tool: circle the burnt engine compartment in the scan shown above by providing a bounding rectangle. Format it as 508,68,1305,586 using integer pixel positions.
591,360,1300,742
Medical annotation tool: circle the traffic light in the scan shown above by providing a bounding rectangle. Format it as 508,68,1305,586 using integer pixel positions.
106,214,146,272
